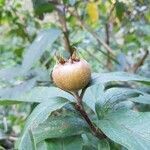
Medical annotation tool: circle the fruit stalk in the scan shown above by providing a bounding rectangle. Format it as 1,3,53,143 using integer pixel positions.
73,92,106,140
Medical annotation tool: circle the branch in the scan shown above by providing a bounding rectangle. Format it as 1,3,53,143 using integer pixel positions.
73,92,106,140
105,23,112,70
50,0,73,56
105,23,110,45
68,9,114,55
86,50,105,67
106,2,116,22
105,3,116,71
68,8,120,64
132,50,149,73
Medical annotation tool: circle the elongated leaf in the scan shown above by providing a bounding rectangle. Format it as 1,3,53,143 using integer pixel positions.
0,66,21,80
0,146,5,150
0,129,7,140
82,133,110,150
32,115,89,143
83,86,142,112
83,84,105,112
17,97,69,150
113,101,134,111
115,1,126,21
0,78,37,105
69,0,76,6
32,0,54,16
36,141,47,150
37,136,83,150
103,88,141,106
90,72,150,86
130,93,150,104
0,86,73,104
29,129,36,150
22,28,61,73
97,110,150,150
98,139,110,150
82,145,96,150
89,87,149,118
103,88,150,107
19,86,73,103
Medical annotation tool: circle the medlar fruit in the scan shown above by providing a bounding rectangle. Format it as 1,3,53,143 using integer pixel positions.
52,58,91,91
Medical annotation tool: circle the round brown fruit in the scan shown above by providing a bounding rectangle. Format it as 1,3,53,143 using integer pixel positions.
52,59,91,91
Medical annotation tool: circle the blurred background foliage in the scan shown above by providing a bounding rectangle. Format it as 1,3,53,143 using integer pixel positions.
0,0,150,149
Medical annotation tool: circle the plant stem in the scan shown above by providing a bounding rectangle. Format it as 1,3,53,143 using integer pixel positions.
132,50,149,73
69,8,114,55
68,8,119,64
105,3,115,71
52,0,74,56
105,23,112,71
73,92,106,140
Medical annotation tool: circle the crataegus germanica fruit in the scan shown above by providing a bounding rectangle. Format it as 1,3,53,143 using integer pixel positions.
52,58,91,91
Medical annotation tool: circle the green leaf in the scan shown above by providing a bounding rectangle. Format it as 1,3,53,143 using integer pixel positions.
36,141,47,150
22,28,61,73
32,115,89,143
29,129,36,150
0,66,21,80
82,145,96,150
130,93,150,104
69,0,76,6
0,78,37,105
115,1,126,21
0,86,73,104
37,136,83,150
17,97,69,150
113,101,134,111
83,85,142,112
83,84,105,112
95,87,142,118
0,129,7,140
0,0,5,7
91,72,150,86
19,86,73,103
136,24,150,36
97,110,150,150
82,133,110,150
32,0,54,16
103,88,141,106
98,139,110,150
84,85,150,118
103,88,150,106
